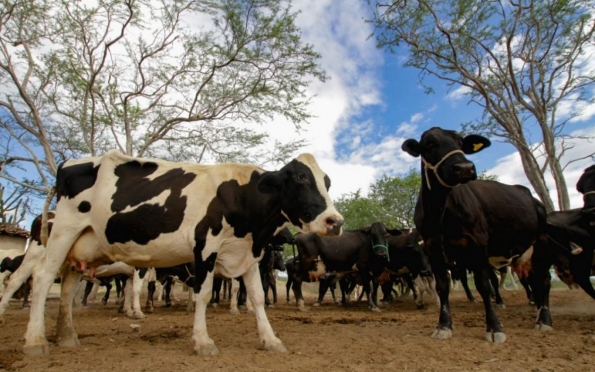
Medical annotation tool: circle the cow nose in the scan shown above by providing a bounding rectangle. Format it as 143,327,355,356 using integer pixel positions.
325,216,344,236
453,162,476,180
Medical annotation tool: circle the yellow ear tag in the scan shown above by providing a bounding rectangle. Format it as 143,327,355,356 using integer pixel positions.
473,143,483,152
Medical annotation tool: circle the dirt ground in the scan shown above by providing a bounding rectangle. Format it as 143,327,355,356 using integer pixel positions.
1,282,595,372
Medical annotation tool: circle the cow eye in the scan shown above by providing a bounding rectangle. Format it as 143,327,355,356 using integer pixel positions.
295,172,308,182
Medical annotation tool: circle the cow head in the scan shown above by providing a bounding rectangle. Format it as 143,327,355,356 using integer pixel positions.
361,222,401,260
258,154,344,236
0,257,11,273
272,250,286,272
402,127,490,190
576,164,595,213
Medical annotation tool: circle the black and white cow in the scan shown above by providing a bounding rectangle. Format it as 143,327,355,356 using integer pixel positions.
545,164,595,300
403,127,551,343
23,151,343,357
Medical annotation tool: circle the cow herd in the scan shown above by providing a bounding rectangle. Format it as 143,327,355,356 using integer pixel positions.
0,127,594,357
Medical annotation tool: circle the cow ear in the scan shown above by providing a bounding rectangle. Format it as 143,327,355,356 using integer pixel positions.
387,229,402,236
462,135,491,154
402,139,421,157
257,171,286,194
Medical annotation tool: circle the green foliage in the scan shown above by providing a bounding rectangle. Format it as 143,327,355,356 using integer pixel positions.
335,170,421,230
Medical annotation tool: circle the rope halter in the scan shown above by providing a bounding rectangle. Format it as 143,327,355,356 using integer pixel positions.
421,150,465,190
372,240,390,262
583,190,595,197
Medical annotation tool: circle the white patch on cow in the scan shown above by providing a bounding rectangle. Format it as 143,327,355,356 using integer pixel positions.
488,256,518,270
295,154,343,236
308,256,327,281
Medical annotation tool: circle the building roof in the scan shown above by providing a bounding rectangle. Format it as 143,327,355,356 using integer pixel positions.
0,223,30,238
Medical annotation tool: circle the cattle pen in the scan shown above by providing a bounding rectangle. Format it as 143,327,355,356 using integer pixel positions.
1,283,594,372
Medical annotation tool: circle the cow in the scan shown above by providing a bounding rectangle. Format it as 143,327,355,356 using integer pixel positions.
0,249,24,295
402,127,551,343
292,222,401,312
259,228,292,308
544,164,595,300
146,263,195,311
23,151,343,357
0,254,32,309
370,228,438,308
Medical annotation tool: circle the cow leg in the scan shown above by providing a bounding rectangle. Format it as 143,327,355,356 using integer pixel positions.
192,269,218,355
243,263,286,353
361,274,379,312
460,271,477,302
430,257,453,340
488,269,505,309
229,278,240,315
186,285,195,312
127,270,145,319
0,244,44,322
286,277,292,303
314,278,330,306
530,243,553,331
270,272,278,305
102,281,112,305
164,276,173,307
25,228,83,357
88,282,100,302
519,276,534,305
210,277,222,307
56,268,83,348
145,280,156,313
329,281,338,304
81,280,93,307
412,275,427,308
19,280,31,309
292,277,306,311
472,266,505,343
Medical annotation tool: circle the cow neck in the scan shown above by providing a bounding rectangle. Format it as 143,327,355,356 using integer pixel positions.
420,162,453,237
249,193,287,259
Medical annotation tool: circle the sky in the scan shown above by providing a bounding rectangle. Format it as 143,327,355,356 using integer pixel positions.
262,0,595,209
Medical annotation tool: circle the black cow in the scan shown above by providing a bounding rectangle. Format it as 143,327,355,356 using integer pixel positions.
370,228,437,308
146,263,195,311
292,222,401,311
545,165,595,300
403,127,551,343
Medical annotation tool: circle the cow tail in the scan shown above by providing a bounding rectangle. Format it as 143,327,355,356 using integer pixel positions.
40,186,56,247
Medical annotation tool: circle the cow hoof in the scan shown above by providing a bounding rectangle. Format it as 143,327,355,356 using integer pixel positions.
312,302,320,307
260,341,287,353
144,307,153,314
58,336,81,348
101,299,108,306
195,343,219,356
469,299,477,303
229,309,240,315
485,331,506,343
534,323,553,332
267,304,275,309
23,343,50,357
497,303,506,309
164,303,172,308
212,303,219,309
415,303,424,309
431,328,453,340
126,311,146,320
247,309,254,315
370,307,381,313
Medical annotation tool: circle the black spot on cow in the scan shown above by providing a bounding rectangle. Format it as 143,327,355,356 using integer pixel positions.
105,163,196,245
78,201,91,213
192,252,217,294
56,162,100,201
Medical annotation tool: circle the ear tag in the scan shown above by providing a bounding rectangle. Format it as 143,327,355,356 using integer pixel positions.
473,143,483,152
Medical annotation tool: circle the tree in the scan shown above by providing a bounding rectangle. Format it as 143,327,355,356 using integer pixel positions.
369,170,420,228
334,189,384,230
0,0,323,208
370,0,595,212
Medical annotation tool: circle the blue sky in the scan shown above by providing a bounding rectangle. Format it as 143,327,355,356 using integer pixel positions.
265,0,595,209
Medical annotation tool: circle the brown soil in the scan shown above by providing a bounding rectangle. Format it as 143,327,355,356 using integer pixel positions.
1,283,595,372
